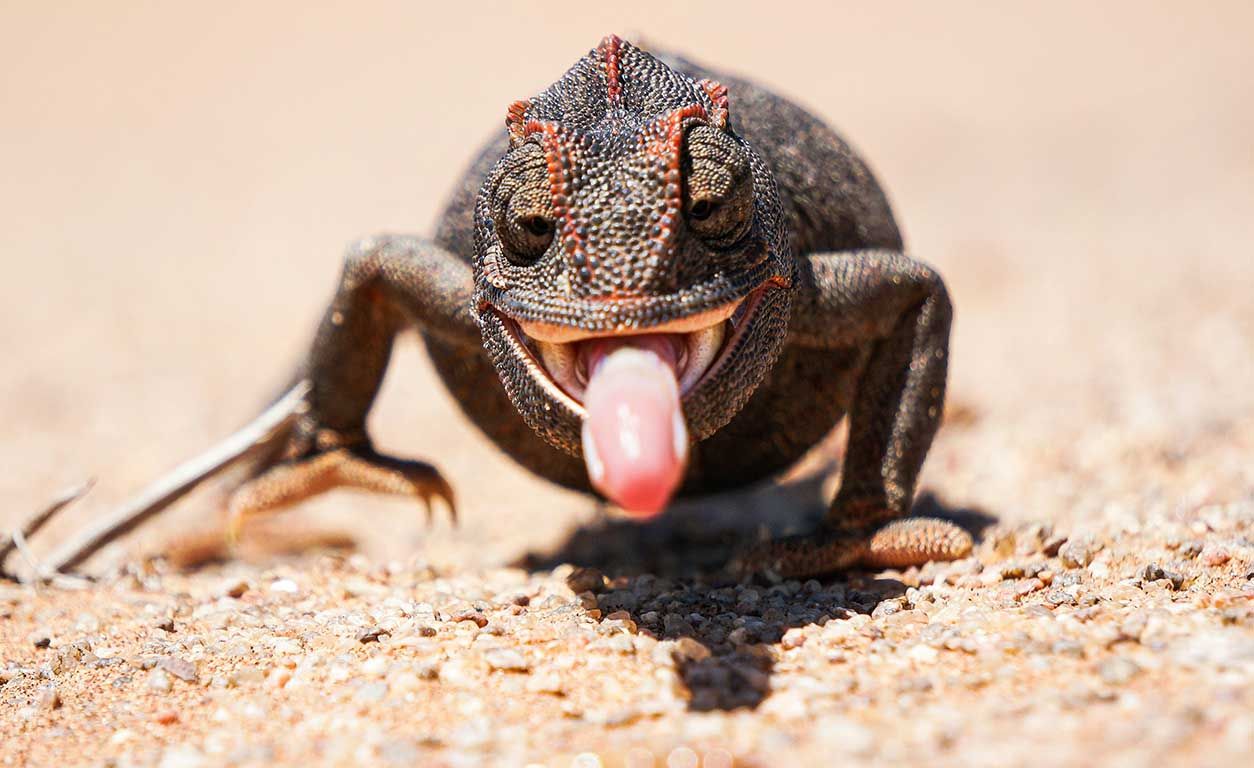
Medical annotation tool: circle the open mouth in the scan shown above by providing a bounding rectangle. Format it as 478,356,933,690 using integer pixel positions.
497,285,767,412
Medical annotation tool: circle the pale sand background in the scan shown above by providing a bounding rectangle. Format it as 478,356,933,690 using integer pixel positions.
1,2,1252,765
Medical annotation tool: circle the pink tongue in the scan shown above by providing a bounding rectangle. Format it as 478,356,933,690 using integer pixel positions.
580,338,689,518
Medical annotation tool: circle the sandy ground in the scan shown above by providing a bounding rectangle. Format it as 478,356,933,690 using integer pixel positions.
2,2,1252,766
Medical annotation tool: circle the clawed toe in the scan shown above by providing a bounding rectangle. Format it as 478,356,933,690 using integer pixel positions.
731,515,973,580
226,444,456,544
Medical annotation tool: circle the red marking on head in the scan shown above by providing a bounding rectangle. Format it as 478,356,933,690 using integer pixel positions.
505,100,530,143
598,34,624,104
638,103,711,259
520,119,593,281
698,79,729,129
505,85,726,294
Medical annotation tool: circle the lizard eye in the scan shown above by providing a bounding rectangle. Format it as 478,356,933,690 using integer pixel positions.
688,198,716,221
495,144,556,266
501,212,555,265
683,125,753,247
521,215,553,238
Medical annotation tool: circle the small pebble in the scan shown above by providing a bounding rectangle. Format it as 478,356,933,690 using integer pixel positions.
603,611,638,633
1201,547,1231,567
265,667,293,690
411,659,442,680
1141,564,1184,590
1097,656,1142,685
605,634,636,654
1059,538,1100,569
228,668,264,687
1118,612,1148,643
450,609,488,628
1000,564,1027,580
1042,535,1067,557
1014,578,1046,597
664,615,695,636
357,627,388,644
36,685,61,711
1053,639,1086,658
361,656,389,677
269,579,300,594
146,669,173,693
438,659,478,687
526,672,564,695
354,680,388,703
988,529,1017,560
389,671,425,695
1177,540,1204,559
219,579,250,599
158,656,198,683
484,648,530,672
670,637,710,662
566,566,606,594
909,644,940,664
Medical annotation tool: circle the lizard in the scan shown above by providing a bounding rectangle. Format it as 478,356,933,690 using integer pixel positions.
80,36,975,580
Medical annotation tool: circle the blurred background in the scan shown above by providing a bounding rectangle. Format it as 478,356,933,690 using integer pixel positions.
2,2,1251,570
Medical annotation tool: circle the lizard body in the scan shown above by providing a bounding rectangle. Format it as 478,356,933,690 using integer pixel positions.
165,37,971,578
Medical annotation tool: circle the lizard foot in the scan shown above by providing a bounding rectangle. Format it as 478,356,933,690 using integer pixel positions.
226,444,455,545
862,517,973,568
733,516,972,580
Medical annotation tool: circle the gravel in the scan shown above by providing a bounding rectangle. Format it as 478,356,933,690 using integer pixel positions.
2,6,1252,766
0,534,1250,764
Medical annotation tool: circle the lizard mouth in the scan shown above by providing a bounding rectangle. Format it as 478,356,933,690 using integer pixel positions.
497,286,767,415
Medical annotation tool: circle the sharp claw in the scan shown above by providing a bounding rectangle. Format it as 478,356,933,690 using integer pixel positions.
214,438,457,551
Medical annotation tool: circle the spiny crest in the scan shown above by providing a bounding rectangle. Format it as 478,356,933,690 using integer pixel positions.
505,35,728,143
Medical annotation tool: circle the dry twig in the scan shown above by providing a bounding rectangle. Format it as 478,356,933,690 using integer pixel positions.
0,480,94,582
4,382,309,580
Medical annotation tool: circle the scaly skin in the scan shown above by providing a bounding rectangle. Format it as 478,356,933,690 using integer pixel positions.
212,36,970,578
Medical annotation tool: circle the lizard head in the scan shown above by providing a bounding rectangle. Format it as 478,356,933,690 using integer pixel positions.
473,35,794,515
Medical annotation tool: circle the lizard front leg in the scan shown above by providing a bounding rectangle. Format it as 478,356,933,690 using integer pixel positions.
183,235,478,555
737,250,972,578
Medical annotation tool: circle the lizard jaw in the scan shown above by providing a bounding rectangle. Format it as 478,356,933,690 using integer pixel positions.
531,319,725,401
499,287,765,411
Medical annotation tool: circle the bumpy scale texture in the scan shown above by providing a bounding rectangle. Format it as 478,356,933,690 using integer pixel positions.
193,36,971,578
